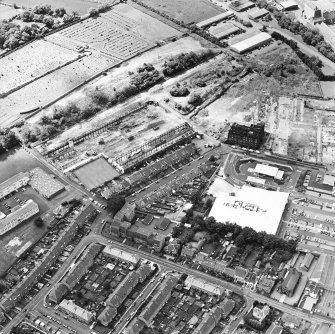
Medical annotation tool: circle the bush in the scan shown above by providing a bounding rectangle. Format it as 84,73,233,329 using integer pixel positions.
88,8,99,17
188,93,203,106
170,85,190,97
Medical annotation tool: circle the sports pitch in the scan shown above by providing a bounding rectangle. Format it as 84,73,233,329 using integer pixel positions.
73,158,119,190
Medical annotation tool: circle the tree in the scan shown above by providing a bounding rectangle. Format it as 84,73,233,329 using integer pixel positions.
107,194,126,216
34,217,44,227
43,16,54,28
188,93,203,106
88,8,99,17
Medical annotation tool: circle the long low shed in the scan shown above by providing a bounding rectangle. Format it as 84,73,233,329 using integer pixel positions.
209,22,240,39
196,11,235,28
230,32,272,53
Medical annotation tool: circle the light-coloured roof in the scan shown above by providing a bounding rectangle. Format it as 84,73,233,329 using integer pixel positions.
209,185,289,234
254,164,279,177
249,8,268,19
103,246,139,264
0,172,29,193
59,299,94,323
323,174,335,186
185,276,224,295
280,1,298,9
230,32,271,53
301,296,317,311
197,11,234,28
247,176,265,185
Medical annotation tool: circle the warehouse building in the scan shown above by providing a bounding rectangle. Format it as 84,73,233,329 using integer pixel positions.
278,268,301,297
248,8,269,20
279,1,299,11
0,172,29,200
0,199,39,235
209,185,289,235
230,32,272,54
229,0,255,12
209,22,240,39
196,11,235,28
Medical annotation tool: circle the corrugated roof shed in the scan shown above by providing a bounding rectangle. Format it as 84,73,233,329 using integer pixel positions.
230,32,271,53
197,11,234,28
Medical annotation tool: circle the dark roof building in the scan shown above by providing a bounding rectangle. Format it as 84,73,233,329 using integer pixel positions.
142,214,154,226
279,268,302,297
124,318,145,334
227,122,265,149
193,306,222,334
155,217,171,231
49,283,68,304
300,253,314,271
139,275,178,326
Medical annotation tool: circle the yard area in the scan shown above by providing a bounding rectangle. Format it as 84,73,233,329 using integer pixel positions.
139,0,224,24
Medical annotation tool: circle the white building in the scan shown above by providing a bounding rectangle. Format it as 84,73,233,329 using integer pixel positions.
185,276,225,296
254,163,284,180
230,32,272,54
209,185,289,235
59,299,94,324
103,246,139,264
0,199,39,235
0,173,29,200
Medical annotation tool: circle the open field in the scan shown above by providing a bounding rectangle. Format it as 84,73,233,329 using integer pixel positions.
0,4,21,20
73,158,119,190
0,40,79,95
139,0,223,24
320,81,335,98
1,0,118,15
0,50,117,127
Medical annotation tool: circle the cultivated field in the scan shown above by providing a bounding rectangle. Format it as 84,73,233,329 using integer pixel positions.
139,0,223,24
0,50,116,127
0,40,79,95
54,3,180,60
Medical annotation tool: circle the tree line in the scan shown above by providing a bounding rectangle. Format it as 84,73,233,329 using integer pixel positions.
271,31,335,80
0,128,20,154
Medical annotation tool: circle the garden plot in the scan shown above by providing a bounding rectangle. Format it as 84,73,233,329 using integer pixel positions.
0,40,79,95
0,51,117,127
59,10,152,60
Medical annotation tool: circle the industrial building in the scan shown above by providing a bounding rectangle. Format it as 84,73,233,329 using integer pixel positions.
306,172,335,196
209,185,289,235
254,163,284,180
248,8,269,20
229,0,255,12
0,172,29,200
0,199,39,235
209,22,240,39
279,268,301,297
226,122,265,149
196,11,235,28
279,1,299,11
230,32,272,54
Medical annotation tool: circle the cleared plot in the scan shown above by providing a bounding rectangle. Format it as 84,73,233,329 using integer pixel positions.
0,52,117,127
73,158,119,190
0,40,78,95
320,81,335,98
139,0,223,24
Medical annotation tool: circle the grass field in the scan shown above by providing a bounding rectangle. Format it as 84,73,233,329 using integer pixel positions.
139,0,223,24
73,158,119,190
1,0,117,15
0,40,78,95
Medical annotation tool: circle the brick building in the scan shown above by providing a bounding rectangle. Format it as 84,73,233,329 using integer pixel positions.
227,123,265,149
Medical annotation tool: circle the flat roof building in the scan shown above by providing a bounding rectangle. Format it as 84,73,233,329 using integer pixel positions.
229,0,255,11
185,276,225,295
103,246,139,264
230,32,272,54
248,8,269,20
209,185,289,235
279,1,299,11
300,253,314,271
196,11,235,28
0,199,39,236
0,172,29,200
254,163,284,180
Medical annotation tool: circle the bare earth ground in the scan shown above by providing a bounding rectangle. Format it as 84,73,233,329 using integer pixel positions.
320,81,335,98
139,0,223,24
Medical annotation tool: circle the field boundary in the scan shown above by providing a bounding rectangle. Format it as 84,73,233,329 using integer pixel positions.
0,53,86,98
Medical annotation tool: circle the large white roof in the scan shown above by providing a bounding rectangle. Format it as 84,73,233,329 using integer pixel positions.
209,185,289,234
230,32,271,53
254,163,283,180
103,246,139,264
